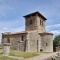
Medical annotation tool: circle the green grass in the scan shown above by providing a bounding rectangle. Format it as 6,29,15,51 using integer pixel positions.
0,56,18,60
0,49,3,54
0,49,18,60
0,49,40,58
10,50,39,58
0,49,54,58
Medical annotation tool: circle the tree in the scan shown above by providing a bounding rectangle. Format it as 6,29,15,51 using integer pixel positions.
53,35,60,51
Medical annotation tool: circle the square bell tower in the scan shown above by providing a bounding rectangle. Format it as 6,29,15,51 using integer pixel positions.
23,11,47,33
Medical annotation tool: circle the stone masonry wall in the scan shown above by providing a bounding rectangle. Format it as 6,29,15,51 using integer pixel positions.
2,34,27,51
36,16,46,33
40,34,53,52
25,15,46,33
26,30,41,52
25,16,37,31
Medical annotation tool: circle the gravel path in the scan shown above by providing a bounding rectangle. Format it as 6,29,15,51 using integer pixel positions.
24,52,58,60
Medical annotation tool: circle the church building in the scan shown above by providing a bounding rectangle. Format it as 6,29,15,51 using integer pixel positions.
2,11,53,52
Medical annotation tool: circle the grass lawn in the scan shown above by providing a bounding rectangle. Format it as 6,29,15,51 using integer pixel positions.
10,50,40,58
0,56,18,60
0,49,54,60
0,49,40,58
0,49,3,54
0,49,18,60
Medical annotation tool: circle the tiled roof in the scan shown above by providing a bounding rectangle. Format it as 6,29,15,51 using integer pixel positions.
23,11,47,20
39,32,53,35
3,31,27,35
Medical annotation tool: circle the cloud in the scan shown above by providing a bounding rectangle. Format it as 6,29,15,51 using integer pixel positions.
0,16,25,44
46,24,60,31
51,30,60,35
0,0,60,42
0,25,25,43
0,17,24,28
50,30,60,37
46,24,60,37
46,24,60,28
0,0,13,17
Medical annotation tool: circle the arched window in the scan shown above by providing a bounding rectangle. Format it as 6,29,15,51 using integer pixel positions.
42,21,43,26
40,20,44,26
29,20,32,24
7,38,10,43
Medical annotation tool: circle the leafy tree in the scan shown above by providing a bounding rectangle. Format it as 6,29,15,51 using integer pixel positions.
53,35,60,51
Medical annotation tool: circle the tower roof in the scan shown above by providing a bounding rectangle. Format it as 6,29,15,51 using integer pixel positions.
23,11,47,20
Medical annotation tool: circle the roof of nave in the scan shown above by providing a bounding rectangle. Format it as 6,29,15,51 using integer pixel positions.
39,32,53,35
23,11,47,20
2,31,27,35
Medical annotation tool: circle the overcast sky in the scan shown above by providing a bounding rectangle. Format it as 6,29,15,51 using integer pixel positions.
0,0,60,42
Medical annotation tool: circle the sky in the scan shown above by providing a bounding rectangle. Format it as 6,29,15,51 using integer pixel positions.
0,0,60,42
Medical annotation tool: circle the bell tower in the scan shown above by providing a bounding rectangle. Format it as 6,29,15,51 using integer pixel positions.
23,11,47,33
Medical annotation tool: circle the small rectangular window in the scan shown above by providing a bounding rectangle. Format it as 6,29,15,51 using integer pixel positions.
21,36,24,41
7,38,10,43
40,20,41,25
42,21,43,26
46,43,47,46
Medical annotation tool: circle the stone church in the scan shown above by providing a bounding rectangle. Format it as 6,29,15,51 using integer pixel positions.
2,11,53,52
